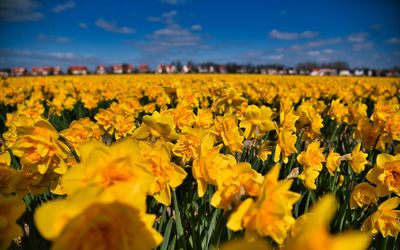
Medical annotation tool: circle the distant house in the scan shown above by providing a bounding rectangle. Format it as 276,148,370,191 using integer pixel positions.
0,68,11,77
310,68,337,76
111,64,123,74
68,65,88,75
123,64,134,74
156,64,164,74
53,66,62,75
32,66,62,76
139,64,150,73
31,66,52,76
218,65,227,74
12,67,27,77
339,70,352,76
96,65,107,74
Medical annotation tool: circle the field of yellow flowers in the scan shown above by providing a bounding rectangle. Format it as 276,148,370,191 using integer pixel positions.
0,74,399,250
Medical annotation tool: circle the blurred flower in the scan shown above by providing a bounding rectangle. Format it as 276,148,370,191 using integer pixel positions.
285,194,371,250
34,187,162,250
0,195,26,250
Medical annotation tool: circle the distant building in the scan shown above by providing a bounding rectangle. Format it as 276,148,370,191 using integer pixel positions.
31,66,52,76
12,67,28,77
139,64,150,73
123,64,134,74
96,65,107,74
339,70,352,76
53,66,62,75
68,65,88,75
32,66,62,76
111,64,123,74
0,68,11,77
218,65,227,74
310,68,337,76
156,64,177,74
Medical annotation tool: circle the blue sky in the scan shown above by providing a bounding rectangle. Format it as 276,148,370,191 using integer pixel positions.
0,0,399,70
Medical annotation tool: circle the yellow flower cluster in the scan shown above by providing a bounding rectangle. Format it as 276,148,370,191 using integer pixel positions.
1,74,399,249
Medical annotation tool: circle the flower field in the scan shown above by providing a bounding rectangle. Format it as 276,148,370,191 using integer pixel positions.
0,74,399,250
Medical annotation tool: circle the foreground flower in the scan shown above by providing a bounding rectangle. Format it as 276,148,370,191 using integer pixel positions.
350,182,378,209
0,195,26,250
227,165,300,244
34,187,162,250
11,119,70,175
361,197,400,238
366,153,400,196
222,195,371,250
192,134,236,197
285,194,371,250
211,162,263,210
137,140,187,206
62,139,154,200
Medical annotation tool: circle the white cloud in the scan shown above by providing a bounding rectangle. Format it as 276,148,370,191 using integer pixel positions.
289,38,342,51
269,29,319,40
307,51,321,56
0,0,44,21
35,34,71,43
191,24,203,31
79,22,88,29
352,42,374,51
161,0,186,4
323,49,334,54
0,49,99,63
52,1,76,14
134,11,203,53
347,32,368,43
95,18,136,34
268,54,284,60
387,37,400,45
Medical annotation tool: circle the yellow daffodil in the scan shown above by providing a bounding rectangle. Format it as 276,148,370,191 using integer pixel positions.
227,165,300,244
326,150,341,176
136,140,187,206
239,105,275,139
350,182,378,209
274,127,298,163
349,143,368,173
366,153,400,196
34,186,162,250
132,111,179,141
62,139,154,202
361,197,400,238
0,195,26,250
